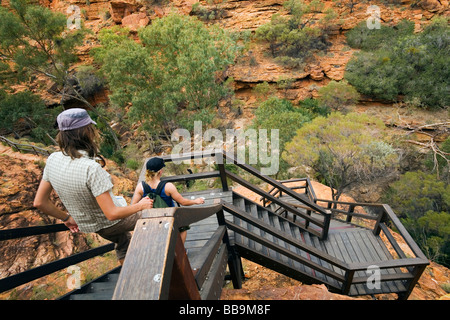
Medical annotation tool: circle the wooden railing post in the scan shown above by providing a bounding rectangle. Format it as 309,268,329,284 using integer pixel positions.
168,233,201,300
217,163,229,192
398,264,427,300
346,204,355,223
373,208,386,236
216,208,242,289
113,211,178,300
342,270,355,295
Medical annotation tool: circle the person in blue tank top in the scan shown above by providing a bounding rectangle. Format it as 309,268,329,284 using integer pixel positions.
131,157,204,242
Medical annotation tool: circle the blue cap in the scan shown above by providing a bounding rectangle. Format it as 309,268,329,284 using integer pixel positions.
146,157,165,172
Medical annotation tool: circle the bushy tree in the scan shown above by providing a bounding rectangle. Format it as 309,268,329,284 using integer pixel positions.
0,0,85,83
317,80,360,111
0,0,122,150
283,112,399,201
251,96,311,178
252,96,311,148
345,19,414,51
0,90,61,143
345,18,449,109
255,0,336,68
94,14,237,141
384,171,450,266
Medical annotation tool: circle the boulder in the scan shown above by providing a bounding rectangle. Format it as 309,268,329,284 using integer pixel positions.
122,12,150,31
308,65,325,81
419,0,447,12
109,0,139,23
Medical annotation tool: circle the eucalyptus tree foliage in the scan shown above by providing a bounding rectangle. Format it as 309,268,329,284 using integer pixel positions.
94,13,238,142
283,112,399,201
0,0,85,87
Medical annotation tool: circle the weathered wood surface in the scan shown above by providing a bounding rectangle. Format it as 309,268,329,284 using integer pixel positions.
168,234,201,300
182,190,234,257
112,216,176,300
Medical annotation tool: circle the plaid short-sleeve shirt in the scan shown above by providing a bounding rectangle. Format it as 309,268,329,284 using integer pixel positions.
43,151,119,233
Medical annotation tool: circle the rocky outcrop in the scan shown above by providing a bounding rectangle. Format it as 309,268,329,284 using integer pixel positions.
109,0,140,23
0,145,90,279
418,0,449,13
121,11,150,31
0,144,136,299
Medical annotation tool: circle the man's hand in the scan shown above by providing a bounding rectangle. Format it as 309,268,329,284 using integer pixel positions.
64,216,80,233
194,197,205,205
138,197,154,211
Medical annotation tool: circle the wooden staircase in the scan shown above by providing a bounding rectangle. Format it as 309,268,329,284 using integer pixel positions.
0,150,429,300
224,192,414,297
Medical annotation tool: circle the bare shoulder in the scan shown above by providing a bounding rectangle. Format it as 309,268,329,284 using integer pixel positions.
164,182,178,195
134,181,144,193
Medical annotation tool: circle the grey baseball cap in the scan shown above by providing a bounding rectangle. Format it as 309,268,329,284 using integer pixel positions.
57,108,96,131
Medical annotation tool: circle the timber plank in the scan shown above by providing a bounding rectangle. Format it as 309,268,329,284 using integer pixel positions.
270,211,289,265
244,201,256,251
322,232,351,295
248,202,263,252
200,244,228,300
302,232,323,281
233,197,247,247
350,231,392,294
291,227,309,274
113,217,176,300
333,233,366,295
366,233,407,293
279,219,298,268
259,208,278,260
311,235,341,289
357,231,397,294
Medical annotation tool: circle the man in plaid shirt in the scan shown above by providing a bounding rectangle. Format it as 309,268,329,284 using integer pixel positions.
34,108,153,263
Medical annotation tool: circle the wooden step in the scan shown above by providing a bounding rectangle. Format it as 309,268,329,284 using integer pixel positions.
229,192,414,297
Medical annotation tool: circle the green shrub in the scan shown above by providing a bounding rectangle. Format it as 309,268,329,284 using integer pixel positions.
317,80,360,111
298,98,330,117
126,159,140,170
255,0,335,68
0,90,61,144
94,13,238,139
283,112,398,201
251,96,312,178
345,18,449,109
346,19,414,51
383,171,450,266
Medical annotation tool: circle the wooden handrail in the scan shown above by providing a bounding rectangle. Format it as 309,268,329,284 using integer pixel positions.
221,200,346,271
0,135,52,156
222,199,429,296
0,222,116,295
309,198,429,265
221,151,329,216
112,205,226,300
263,178,317,205
157,150,331,239
225,169,325,238
381,204,429,261
0,241,114,294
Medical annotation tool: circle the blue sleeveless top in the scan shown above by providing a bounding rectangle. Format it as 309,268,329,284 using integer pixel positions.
142,181,175,207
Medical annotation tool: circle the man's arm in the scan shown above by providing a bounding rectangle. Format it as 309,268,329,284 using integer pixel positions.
34,179,80,233
164,183,204,206
96,191,153,221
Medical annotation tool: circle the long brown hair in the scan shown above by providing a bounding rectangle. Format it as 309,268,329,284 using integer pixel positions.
56,124,100,159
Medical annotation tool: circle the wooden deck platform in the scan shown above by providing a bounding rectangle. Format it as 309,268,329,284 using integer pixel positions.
2,150,427,300
181,189,234,257
181,188,426,297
